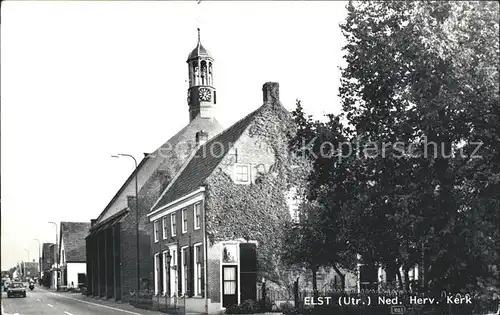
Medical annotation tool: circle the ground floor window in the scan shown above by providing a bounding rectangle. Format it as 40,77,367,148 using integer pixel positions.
194,244,203,296
154,253,160,295
181,247,188,295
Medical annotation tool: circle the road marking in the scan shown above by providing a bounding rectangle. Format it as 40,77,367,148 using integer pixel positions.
47,303,54,307
64,312,74,315
44,291,145,315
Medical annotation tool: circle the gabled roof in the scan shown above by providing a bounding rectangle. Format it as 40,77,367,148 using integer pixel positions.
151,102,284,211
93,115,223,228
60,222,91,262
94,156,150,225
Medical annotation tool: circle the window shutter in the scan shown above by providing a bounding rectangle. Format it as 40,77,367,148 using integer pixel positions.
188,245,194,297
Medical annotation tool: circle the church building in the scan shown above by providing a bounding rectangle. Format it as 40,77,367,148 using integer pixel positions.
147,36,295,312
85,29,224,302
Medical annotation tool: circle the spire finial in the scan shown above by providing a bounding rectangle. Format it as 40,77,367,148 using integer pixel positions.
197,28,201,44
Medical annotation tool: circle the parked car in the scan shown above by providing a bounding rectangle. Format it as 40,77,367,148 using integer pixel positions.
7,282,26,298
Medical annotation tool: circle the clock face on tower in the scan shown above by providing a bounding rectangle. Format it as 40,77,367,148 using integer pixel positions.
198,88,212,102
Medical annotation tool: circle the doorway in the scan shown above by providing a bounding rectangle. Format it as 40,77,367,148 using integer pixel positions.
222,266,238,307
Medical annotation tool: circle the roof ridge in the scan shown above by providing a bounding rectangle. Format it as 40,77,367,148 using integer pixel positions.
202,104,266,147
149,108,263,212
94,155,151,224
150,103,277,212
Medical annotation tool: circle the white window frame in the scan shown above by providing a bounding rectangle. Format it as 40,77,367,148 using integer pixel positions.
171,213,176,237
154,220,159,243
181,246,188,295
194,203,201,230
170,247,178,297
162,216,168,239
194,243,203,296
234,164,250,183
181,208,188,234
154,253,160,295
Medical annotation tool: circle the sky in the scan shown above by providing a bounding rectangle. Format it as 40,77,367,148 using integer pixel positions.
1,1,348,269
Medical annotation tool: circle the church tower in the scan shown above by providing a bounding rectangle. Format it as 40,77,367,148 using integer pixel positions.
187,28,216,121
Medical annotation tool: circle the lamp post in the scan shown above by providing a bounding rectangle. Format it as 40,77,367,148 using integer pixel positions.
166,250,172,308
48,221,58,291
112,153,140,298
34,239,41,282
24,249,30,281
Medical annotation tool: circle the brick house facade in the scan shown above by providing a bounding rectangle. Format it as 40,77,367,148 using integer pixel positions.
59,222,90,289
41,243,55,274
148,82,292,313
84,30,223,302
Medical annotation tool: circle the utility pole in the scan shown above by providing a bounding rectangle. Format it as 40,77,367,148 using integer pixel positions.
112,153,140,301
48,221,58,291
34,239,42,281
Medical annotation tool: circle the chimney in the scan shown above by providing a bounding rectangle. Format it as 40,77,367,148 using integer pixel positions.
262,82,280,104
91,219,97,227
196,130,209,145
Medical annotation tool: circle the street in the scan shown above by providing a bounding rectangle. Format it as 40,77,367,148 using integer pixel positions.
0,285,160,315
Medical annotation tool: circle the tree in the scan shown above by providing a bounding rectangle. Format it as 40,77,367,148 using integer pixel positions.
285,100,359,293
339,0,499,294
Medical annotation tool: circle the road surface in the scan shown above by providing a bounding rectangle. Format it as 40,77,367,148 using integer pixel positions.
0,286,159,315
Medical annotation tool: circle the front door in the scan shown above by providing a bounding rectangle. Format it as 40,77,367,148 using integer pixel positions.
222,266,238,307
77,273,86,288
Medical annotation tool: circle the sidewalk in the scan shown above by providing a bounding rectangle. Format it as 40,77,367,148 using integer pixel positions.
41,288,283,315
40,288,164,315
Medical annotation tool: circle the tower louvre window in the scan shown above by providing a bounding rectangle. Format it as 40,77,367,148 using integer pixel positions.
201,61,207,85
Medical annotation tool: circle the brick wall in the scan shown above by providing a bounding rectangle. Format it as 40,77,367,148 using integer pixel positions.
120,195,153,301
151,200,205,297
42,243,55,272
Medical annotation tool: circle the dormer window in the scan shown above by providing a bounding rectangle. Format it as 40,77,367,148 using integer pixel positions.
234,164,250,183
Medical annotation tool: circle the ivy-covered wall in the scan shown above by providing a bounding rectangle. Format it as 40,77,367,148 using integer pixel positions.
204,102,310,284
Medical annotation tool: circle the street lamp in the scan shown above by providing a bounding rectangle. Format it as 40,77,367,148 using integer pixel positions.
112,153,140,297
34,239,42,281
48,221,58,291
24,249,30,281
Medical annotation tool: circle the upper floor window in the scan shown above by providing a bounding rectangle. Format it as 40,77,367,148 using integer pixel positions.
171,213,176,237
235,164,250,183
154,220,159,243
162,216,168,239
194,203,201,230
182,208,188,233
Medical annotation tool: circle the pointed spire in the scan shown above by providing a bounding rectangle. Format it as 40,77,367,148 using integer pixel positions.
187,27,212,61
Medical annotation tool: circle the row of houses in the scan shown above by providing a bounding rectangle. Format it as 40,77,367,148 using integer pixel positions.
40,222,90,290
42,29,420,314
